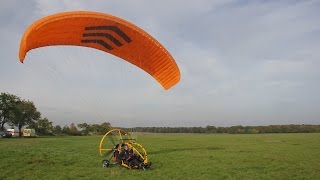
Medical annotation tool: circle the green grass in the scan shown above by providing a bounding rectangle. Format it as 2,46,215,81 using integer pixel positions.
0,133,320,180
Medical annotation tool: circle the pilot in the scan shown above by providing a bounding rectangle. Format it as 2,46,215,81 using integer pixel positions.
119,143,142,168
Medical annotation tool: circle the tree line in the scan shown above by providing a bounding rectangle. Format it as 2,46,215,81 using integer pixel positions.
1,92,320,136
0,92,112,136
124,125,320,134
50,122,112,136
40,123,320,136
28,123,320,136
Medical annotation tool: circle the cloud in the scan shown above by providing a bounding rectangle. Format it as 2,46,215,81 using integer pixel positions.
0,0,319,127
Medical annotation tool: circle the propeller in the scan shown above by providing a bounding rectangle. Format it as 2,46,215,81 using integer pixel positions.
103,131,118,160
104,149,114,160
109,132,116,146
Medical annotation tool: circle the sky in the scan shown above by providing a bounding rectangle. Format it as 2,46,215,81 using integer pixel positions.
0,0,320,127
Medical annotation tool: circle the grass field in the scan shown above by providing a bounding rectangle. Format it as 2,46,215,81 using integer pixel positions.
0,133,320,180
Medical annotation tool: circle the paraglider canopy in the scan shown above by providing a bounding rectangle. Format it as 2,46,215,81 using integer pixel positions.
19,11,180,90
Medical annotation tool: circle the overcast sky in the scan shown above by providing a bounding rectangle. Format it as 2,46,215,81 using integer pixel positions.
0,0,319,127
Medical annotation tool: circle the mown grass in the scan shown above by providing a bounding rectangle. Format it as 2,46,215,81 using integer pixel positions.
0,133,320,180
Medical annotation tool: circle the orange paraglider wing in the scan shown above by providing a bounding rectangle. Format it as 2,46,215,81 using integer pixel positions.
19,11,180,90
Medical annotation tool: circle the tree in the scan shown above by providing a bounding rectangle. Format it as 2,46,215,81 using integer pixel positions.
99,122,111,134
53,125,62,135
9,99,41,137
0,93,19,130
69,123,80,136
88,124,100,134
205,126,216,133
78,123,89,135
62,125,70,135
28,117,53,135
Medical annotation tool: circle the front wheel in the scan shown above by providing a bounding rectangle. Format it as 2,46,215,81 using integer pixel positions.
102,160,110,168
